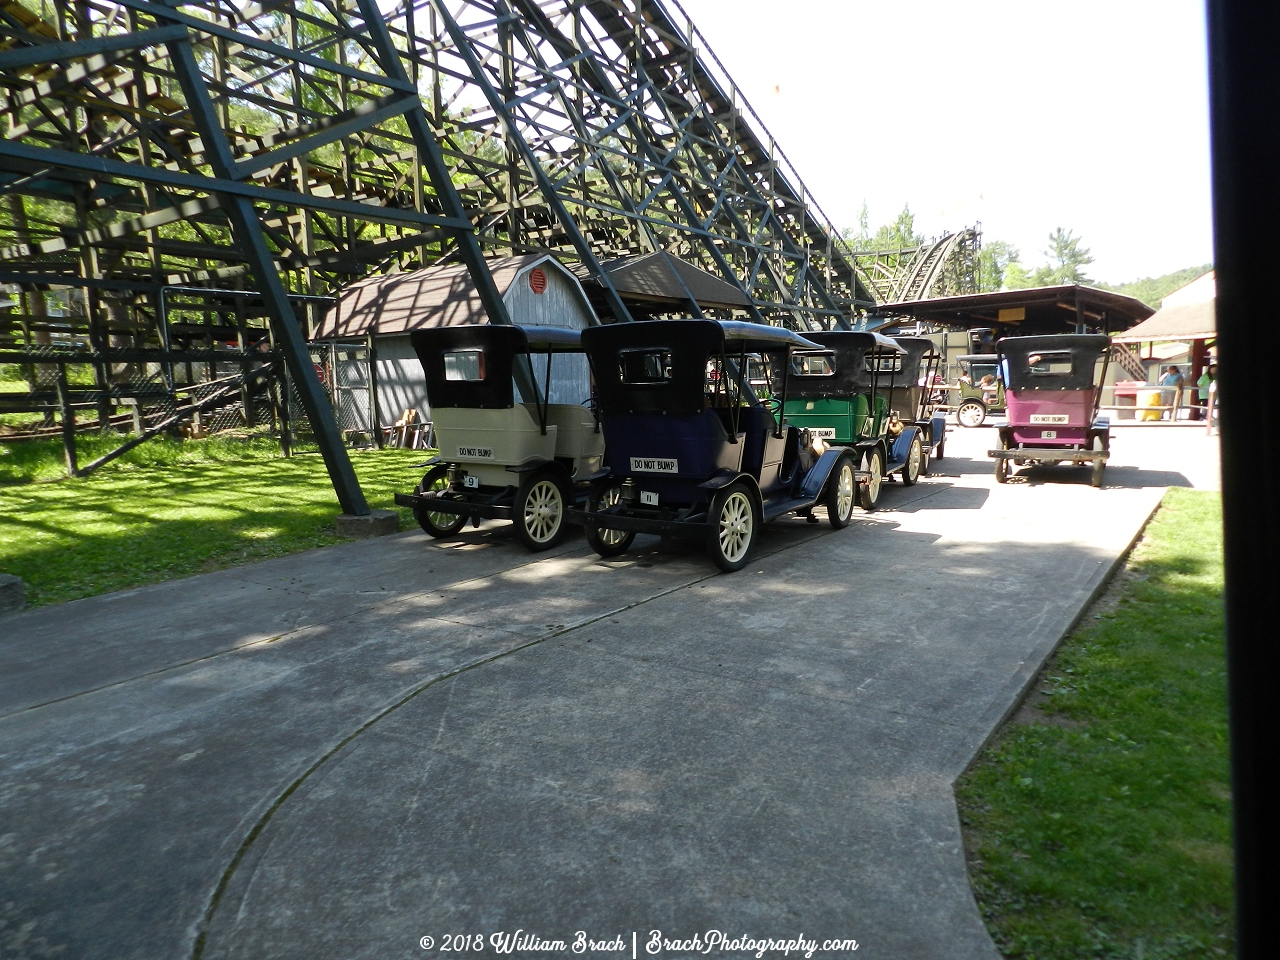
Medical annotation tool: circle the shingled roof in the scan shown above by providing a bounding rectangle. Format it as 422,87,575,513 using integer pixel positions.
314,255,565,338
579,252,752,311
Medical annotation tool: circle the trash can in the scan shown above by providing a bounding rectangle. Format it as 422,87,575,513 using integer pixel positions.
1137,387,1164,422
1113,381,1142,420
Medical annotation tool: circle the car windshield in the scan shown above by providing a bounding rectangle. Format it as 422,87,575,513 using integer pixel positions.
864,352,902,374
791,351,836,377
443,350,485,381
618,347,673,383
1025,352,1074,376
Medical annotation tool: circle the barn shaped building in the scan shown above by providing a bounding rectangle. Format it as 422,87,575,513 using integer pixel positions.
313,255,598,428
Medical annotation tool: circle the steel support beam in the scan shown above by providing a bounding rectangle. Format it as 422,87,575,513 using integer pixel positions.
432,0,635,323
166,34,370,516
352,0,515,329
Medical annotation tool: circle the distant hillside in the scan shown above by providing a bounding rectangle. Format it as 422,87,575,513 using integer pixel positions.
1098,264,1213,309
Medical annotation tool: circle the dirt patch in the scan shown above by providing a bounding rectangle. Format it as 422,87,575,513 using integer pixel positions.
1008,685,1082,729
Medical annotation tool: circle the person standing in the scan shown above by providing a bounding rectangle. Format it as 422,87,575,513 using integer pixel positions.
1158,365,1185,419
1196,363,1217,420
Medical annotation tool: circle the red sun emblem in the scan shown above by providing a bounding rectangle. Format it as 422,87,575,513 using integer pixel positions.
529,268,547,294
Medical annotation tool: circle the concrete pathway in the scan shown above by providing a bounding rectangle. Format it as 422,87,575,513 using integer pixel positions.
0,426,1213,960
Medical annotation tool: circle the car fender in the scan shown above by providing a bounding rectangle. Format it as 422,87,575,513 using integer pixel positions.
709,473,763,518
854,438,885,465
799,447,847,500
578,467,612,485
505,458,571,484
697,470,741,492
930,415,946,450
890,426,921,464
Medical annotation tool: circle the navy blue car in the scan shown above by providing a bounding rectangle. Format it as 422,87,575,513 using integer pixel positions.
570,319,859,572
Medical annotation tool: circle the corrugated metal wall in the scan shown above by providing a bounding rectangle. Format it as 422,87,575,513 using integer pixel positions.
373,335,433,425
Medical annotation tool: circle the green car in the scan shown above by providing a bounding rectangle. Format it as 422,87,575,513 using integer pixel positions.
955,353,1006,427
780,331,934,510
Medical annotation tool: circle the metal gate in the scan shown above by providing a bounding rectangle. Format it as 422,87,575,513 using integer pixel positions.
287,342,375,446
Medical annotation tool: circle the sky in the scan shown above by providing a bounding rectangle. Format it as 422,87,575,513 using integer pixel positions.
674,0,1214,284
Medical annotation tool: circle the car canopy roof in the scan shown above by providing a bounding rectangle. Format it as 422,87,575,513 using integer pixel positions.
411,324,583,409
715,319,824,351
784,330,905,398
998,334,1111,391
892,336,942,369
582,319,819,416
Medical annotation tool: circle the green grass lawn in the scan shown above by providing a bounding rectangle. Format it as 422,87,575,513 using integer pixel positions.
956,488,1231,959
0,434,431,607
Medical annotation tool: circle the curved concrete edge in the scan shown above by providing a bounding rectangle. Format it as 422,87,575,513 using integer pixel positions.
947,488,1164,779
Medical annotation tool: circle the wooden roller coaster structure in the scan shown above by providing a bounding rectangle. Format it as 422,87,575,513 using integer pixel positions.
0,0,894,502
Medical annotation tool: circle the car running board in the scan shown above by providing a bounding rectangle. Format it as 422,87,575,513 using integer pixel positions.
761,496,819,522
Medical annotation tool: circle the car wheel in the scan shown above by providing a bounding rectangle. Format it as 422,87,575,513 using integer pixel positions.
706,482,758,572
825,454,856,529
414,466,467,538
1090,434,1107,488
901,434,923,486
514,470,568,551
934,433,946,460
585,482,636,557
856,448,883,511
994,456,1009,483
957,400,986,428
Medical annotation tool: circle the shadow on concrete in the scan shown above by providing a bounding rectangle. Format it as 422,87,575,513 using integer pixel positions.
0,476,1163,960
187,532,1123,960
1002,463,1193,490
881,481,990,513
918,454,994,478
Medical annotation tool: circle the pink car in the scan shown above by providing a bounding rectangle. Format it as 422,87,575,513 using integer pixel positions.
988,334,1111,487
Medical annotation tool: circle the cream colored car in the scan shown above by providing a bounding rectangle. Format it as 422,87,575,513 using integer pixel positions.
394,325,604,550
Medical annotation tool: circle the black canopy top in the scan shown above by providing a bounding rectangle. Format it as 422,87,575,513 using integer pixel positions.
582,319,818,416
782,330,906,399
715,319,824,351
411,324,583,409
892,336,942,368
997,334,1111,391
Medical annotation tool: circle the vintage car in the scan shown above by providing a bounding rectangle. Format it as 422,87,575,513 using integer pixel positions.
955,353,1006,427
988,334,1112,487
393,324,603,550
780,331,931,509
890,336,948,467
569,319,859,571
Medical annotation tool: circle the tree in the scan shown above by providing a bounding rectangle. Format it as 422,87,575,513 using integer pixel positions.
1096,264,1213,309
1002,228,1094,288
873,204,924,250
1039,227,1094,285
1003,261,1034,289
976,240,1020,292
843,203,924,251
